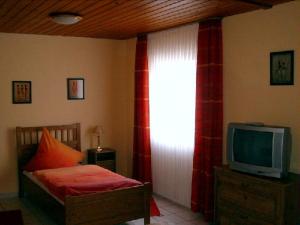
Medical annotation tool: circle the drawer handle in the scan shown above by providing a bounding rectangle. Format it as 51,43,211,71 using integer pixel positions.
241,183,249,188
239,214,248,220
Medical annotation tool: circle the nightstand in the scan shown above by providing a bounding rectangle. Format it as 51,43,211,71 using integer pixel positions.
87,148,116,172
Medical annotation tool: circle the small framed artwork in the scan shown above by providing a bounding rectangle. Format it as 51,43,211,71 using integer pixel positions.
270,50,294,85
12,81,32,104
67,78,84,100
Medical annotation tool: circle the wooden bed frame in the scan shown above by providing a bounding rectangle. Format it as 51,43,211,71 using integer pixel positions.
16,123,151,225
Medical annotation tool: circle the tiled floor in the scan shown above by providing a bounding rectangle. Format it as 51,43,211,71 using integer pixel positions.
0,194,208,225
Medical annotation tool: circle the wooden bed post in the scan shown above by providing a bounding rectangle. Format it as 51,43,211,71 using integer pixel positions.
144,182,151,225
74,123,81,150
16,127,24,198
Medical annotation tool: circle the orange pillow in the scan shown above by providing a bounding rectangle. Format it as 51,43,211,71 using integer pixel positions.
24,128,84,171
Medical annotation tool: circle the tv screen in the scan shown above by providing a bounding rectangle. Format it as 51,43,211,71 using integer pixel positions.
233,129,273,167
227,122,291,178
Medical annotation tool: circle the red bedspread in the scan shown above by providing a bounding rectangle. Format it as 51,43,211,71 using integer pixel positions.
32,165,142,201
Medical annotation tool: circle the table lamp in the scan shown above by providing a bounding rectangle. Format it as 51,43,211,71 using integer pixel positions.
93,125,103,152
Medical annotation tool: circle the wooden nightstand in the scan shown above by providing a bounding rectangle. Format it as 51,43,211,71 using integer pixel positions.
87,148,116,172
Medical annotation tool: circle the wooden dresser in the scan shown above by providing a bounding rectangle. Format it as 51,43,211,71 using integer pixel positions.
214,167,298,225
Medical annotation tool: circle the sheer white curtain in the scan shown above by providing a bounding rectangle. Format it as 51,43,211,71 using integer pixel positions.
148,23,198,207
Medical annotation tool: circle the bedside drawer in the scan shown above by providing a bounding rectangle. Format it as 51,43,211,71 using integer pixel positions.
87,148,116,172
96,151,115,161
96,160,115,171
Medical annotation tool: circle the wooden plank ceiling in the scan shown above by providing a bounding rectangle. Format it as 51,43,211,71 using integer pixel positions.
0,0,293,39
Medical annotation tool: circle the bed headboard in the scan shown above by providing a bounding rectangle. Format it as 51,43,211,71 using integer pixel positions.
16,123,81,170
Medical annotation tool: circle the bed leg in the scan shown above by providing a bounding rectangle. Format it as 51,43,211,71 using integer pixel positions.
144,182,151,225
144,217,150,225
18,173,24,198
19,190,24,198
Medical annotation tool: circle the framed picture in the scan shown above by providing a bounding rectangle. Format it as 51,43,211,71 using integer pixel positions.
270,50,294,85
12,81,32,104
67,78,84,100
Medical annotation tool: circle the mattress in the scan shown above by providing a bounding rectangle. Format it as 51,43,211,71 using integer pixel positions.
23,170,64,205
24,165,142,202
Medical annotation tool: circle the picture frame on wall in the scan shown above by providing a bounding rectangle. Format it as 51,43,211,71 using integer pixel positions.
67,78,84,100
12,81,32,104
270,50,294,85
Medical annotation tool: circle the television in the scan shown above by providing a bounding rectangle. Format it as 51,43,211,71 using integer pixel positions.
227,122,291,178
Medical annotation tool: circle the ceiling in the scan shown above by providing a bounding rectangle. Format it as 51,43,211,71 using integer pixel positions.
0,0,293,39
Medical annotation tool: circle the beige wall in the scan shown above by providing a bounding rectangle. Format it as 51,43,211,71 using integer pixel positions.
0,33,134,194
223,1,300,173
111,38,136,177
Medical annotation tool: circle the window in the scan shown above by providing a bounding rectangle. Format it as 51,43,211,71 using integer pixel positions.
148,23,198,206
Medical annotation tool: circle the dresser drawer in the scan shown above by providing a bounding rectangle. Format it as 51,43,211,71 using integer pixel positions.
216,171,282,222
219,212,274,225
214,167,298,225
218,186,278,221
217,171,281,196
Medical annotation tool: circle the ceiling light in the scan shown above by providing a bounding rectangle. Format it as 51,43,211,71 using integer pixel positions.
49,12,82,25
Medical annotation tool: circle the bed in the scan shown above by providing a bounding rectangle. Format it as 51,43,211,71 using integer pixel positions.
16,123,151,225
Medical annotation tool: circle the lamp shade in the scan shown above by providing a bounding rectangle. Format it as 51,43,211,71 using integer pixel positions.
50,12,82,25
93,126,103,135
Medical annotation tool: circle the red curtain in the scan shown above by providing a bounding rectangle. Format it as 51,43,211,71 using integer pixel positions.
132,35,160,217
191,20,223,221
132,35,152,184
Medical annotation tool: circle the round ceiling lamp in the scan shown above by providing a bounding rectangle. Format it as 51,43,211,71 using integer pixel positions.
49,12,82,25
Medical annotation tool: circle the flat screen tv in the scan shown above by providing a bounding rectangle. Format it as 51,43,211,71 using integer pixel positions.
227,122,291,178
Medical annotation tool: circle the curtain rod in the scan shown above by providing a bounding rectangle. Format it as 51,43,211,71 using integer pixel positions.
199,16,223,22
137,16,223,38
234,0,272,9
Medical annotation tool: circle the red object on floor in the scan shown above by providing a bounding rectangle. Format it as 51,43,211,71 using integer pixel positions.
151,197,160,216
0,210,24,225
